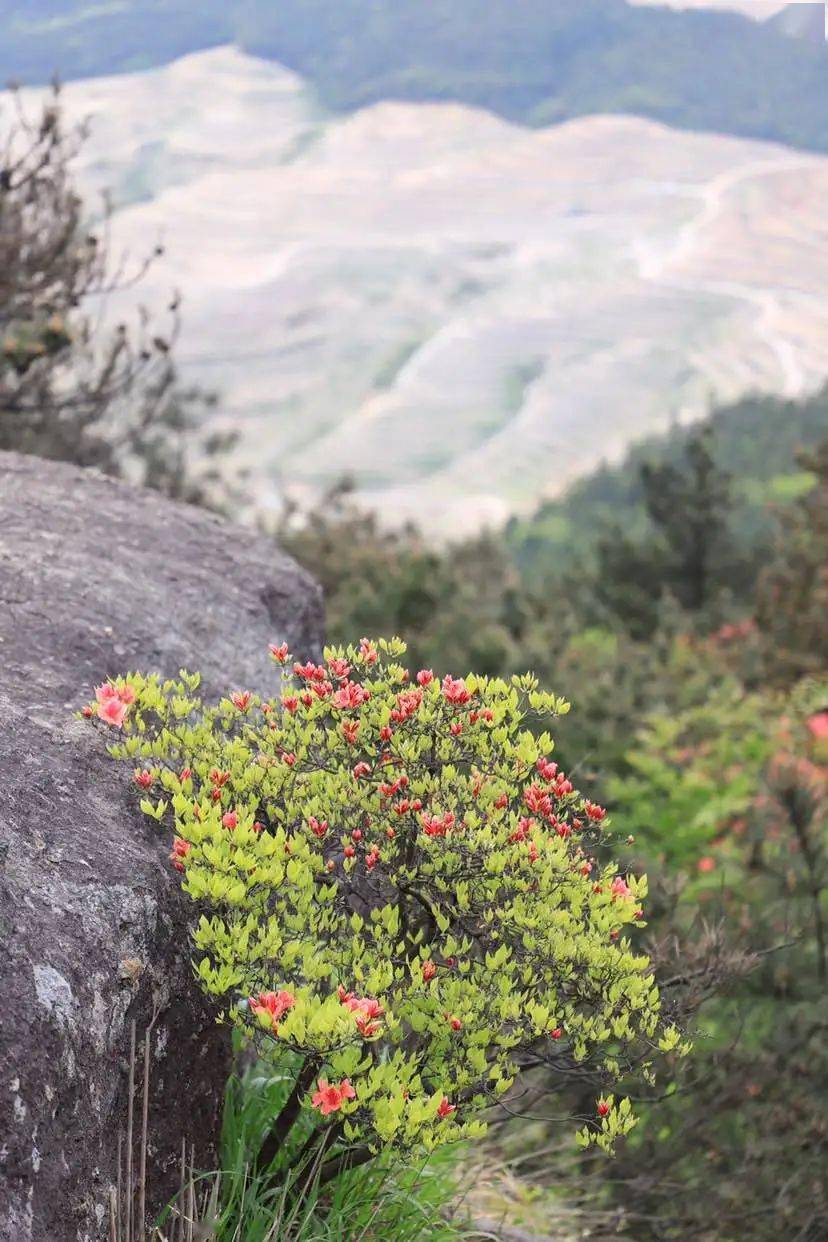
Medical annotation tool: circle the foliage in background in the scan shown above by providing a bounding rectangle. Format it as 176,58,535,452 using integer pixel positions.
597,678,828,1239
280,412,828,1240
757,436,828,686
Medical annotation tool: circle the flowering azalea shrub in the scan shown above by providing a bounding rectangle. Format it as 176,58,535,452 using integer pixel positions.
83,637,687,1174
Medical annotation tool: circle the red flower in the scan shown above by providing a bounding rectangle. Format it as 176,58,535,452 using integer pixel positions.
133,768,154,790
421,960,437,982
441,675,471,705
352,762,371,780
416,669,434,686
358,638,378,666
250,989,296,1031
311,1077,356,1116
344,845,355,859
536,757,558,781
97,695,129,728
366,847,381,871
597,1099,610,1118
447,1015,462,1031
231,690,251,712
550,1027,563,1040
697,855,716,874
282,694,299,713
450,721,463,737
436,1097,455,1119
170,838,191,871
611,876,632,900
283,753,296,767
308,816,328,838
584,801,606,823
269,642,289,663
301,692,313,708
807,712,828,741
341,720,361,745
379,726,393,742
333,681,371,710
222,810,238,830
342,994,385,1037
421,811,454,837
294,661,326,682
327,657,351,681
385,827,396,840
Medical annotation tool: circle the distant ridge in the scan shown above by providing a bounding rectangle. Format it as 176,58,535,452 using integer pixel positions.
2,1,828,154
768,3,826,43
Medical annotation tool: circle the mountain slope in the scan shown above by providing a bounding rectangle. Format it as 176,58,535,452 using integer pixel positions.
3,1,828,153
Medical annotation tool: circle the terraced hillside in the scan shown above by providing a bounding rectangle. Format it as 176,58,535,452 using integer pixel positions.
31,47,828,533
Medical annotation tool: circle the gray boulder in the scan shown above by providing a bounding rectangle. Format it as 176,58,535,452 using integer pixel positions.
0,451,324,1241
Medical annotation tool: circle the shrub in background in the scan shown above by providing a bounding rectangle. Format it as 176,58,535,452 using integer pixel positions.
84,637,688,1191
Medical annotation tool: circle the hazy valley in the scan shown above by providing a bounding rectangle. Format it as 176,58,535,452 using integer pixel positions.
39,45,828,532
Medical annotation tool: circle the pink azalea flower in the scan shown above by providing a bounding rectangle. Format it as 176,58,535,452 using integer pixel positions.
250,990,296,1031
311,1077,356,1115
98,697,128,728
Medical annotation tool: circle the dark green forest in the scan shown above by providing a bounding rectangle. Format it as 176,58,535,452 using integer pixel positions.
5,0,828,153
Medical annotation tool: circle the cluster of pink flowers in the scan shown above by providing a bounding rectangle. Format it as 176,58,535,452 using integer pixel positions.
358,638,378,666
249,989,296,1032
94,682,136,727
339,988,385,1037
332,679,371,710
712,618,756,645
169,837,191,872
421,810,455,838
380,774,409,799
442,675,471,706
391,688,422,723
509,816,535,844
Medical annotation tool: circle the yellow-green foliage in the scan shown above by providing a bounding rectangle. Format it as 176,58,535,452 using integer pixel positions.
86,637,686,1160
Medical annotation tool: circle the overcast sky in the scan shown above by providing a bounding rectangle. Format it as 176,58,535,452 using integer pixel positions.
629,1,793,17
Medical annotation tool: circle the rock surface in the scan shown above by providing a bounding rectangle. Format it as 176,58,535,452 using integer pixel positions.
0,451,324,1242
